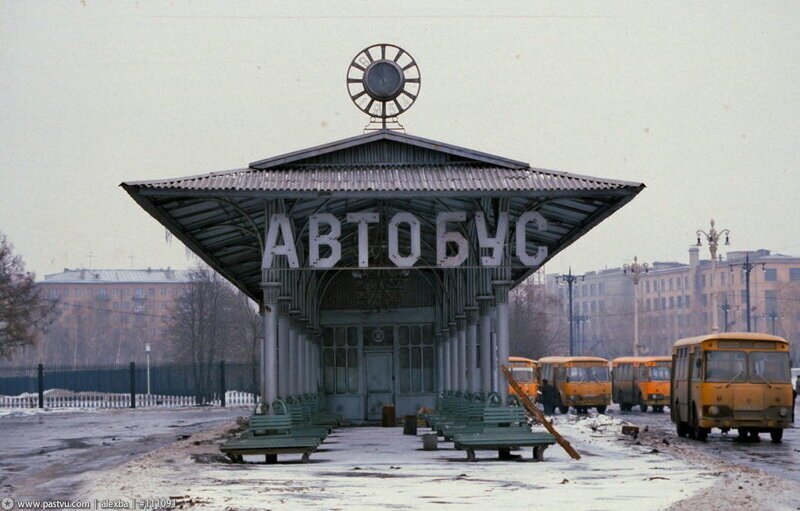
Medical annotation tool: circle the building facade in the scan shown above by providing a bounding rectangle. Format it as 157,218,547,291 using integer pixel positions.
33,268,191,365
550,248,800,360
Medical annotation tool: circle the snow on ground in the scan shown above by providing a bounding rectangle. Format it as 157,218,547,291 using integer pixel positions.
84,413,718,511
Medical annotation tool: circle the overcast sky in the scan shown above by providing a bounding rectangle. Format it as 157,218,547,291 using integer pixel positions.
1,1,799,280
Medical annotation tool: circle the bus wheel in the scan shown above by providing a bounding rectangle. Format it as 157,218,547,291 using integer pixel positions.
639,403,649,413
691,409,708,441
558,405,569,414
770,429,783,443
596,405,607,414
676,421,689,438
655,406,665,413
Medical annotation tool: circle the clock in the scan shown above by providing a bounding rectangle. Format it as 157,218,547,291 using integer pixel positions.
347,44,421,119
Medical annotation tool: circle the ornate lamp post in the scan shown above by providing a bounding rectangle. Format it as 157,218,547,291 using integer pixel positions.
623,256,649,356
695,219,730,332
555,268,584,356
729,253,765,332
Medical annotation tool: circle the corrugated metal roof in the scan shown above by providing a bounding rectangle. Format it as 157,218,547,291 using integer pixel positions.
40,269,191,284
125,163,639,193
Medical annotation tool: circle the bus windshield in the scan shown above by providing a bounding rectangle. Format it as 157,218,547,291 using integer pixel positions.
750,352,790,383
567,366,609,382
511,367,535,383
705,351,747,383
649,366,670,381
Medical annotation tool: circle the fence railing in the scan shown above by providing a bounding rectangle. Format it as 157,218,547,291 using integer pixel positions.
0,361,259,409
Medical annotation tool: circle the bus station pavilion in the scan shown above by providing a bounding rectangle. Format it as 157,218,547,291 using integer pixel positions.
122,128,643,421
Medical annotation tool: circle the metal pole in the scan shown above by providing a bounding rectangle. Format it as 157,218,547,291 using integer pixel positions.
37,363,44,409
457,316,467,390
146,349,151,396
494,282,510,404
710,256,718,332
633,285,639,356
436,334,444,392
277,300,290,398
568,281,574,356
466,308,479,393
449,323,458,390
220,360,226,407
261,282,280,411
478,299,493,395
442,329,451,390
745,254,752,332
129,362,136,408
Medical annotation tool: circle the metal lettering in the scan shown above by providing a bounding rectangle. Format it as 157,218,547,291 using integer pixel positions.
436,211,469,267
516,211,548,266
346,212,380,268
388,212,421,267
262,214,299,269
309,213,342,268
475,212,509,266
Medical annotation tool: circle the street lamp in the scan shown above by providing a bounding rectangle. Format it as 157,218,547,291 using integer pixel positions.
719,300,732,332
555,268,584,356
623,256,649,356
764,311,783,335
729,253,766,332
145,343,151,396
696,219,731,332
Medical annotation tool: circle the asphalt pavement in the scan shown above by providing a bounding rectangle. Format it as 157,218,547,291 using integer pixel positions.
0,407,244,501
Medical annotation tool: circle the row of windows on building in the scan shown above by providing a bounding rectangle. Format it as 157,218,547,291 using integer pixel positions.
46,287,182,299
57,301,170,313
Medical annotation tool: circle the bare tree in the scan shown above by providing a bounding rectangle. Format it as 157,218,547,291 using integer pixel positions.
0,232,56,359
166,264,258,400
509,278,567,359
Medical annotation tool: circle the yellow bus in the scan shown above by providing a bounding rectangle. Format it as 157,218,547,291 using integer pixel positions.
612,356,671,413
507,356,538,402
538,356,611,414
671,333,793,443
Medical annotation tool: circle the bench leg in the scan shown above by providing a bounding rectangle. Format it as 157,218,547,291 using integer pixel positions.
533,446,546,461
301,452,311,464
498,448,520,460
265,454,278,464
466,449,476,462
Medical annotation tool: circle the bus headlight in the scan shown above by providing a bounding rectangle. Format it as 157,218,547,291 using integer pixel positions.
708,405,720,416
569,395,579,401
779,407,789,417
649,394,664,400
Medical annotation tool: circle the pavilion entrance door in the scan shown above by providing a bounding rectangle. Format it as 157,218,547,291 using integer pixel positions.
365,351,394,421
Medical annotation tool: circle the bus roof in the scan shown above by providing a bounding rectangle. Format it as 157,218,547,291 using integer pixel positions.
612,356,671,365
509,356,536,364
672,332,788,349
538,356,609,364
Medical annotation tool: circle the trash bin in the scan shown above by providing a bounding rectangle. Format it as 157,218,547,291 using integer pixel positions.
422,433,438,450
403,415,418,435
381,404,396,427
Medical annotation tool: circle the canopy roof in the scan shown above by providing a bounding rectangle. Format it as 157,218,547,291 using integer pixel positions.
122,130,644,304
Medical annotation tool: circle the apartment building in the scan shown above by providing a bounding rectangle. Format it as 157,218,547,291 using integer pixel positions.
33,268,191,365
549,248,800,360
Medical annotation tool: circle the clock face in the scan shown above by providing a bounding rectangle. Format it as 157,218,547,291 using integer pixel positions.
347,44,420,119
363,61,405,101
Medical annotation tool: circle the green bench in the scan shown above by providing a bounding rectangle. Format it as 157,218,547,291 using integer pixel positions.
220,413,321,464
452,407,556,462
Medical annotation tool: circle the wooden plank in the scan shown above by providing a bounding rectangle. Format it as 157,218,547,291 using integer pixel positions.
502,365,581,460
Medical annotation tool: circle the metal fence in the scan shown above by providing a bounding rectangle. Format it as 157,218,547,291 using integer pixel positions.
0,361,259,409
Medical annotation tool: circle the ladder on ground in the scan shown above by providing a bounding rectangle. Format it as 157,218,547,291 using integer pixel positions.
501,365,581,460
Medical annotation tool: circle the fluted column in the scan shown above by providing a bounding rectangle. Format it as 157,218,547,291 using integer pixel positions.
466,306,479,393
493,281,511,404
456,315,467,391
477,297,493,394
261,282,281,411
